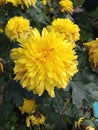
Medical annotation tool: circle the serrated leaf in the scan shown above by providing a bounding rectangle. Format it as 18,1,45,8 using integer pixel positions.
71,81,98,109
85,83,98,100
52,89,70,113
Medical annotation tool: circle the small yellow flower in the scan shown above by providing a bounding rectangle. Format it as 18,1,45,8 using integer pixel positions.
11,28,78,97
47,18,80,43
19,98,37,114
59,0,73,14
84,39,98,67
5,16,32,41
26,112,45,127
86,126,95,130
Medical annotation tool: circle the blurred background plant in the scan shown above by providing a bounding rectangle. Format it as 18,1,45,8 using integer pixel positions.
0,0,98,130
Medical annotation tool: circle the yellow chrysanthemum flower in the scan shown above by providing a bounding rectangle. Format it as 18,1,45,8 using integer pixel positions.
59,0,73,14
11,28,78,97
19,98,37,114
5,0,36,8
26,112,45,127
86,126,95,130
5,16,32,41
47,18,80,43
84,39,98,67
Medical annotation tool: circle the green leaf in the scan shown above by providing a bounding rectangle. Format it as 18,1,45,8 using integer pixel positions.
44,123,55,130
0,102,14,120
16,125,29,130
4,80,23,106
71,81,98,108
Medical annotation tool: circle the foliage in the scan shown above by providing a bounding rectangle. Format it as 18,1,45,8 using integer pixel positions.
0,0,98,130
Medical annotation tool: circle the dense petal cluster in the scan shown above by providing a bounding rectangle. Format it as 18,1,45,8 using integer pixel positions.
5,16,32,41
59,0,73,14
47,18,80,43
26,112,45,127
11,28,78,97
5,0,37,8
84,39,98,67
19,98,37,114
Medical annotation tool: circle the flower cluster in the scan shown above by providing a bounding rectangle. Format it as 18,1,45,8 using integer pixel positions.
47,18,80,43
59,0,73,14
84,39,98,68
19,98,45,127
11,28,78,97
0,0,97,129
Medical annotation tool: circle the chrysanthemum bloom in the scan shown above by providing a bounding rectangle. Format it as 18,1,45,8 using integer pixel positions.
59,0,73,14
86,126,95,130
47,18,80,43
11,28,78,97
5,0,37,8
5,16,32,41
26,112,45,127
84,39,98,67
19,98,37,114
